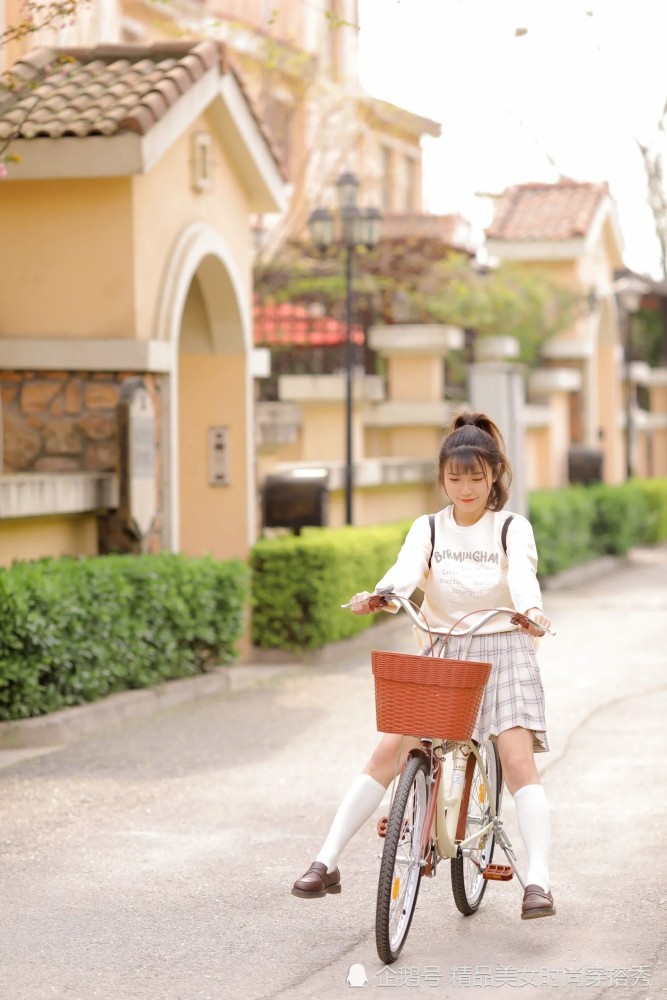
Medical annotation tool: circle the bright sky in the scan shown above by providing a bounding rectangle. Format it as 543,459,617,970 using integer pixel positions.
358,0,667,277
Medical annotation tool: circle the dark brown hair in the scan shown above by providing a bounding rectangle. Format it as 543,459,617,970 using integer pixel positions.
437,411,512,510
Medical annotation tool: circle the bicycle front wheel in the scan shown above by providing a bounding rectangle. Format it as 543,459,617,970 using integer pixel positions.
450,738,502,915
376,753,430,965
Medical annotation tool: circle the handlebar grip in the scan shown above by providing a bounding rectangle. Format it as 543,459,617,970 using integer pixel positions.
367,594,389,612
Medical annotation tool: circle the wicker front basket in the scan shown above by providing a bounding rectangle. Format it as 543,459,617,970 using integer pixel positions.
371,650,492,740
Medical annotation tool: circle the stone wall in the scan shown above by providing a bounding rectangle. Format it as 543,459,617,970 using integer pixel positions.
0,370,164,553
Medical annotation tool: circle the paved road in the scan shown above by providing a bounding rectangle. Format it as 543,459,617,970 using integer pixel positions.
0,550,666,1000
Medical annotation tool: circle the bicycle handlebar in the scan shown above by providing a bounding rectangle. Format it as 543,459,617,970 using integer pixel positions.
341,587,556,639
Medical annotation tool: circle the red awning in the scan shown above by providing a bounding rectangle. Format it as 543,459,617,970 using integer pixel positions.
253,300,364,347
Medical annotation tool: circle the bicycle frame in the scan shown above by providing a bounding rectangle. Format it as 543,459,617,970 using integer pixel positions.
407,736,524,887
408,740,489,863
438,740,497,856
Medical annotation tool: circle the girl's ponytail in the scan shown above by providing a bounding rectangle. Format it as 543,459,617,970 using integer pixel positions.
439,410,512,510
452,411,505,450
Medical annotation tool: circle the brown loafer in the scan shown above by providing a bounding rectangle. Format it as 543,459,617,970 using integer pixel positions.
521,883,556,919
292,861,341,899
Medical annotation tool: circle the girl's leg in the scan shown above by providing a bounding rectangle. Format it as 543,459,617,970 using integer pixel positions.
496,727,554,913
315,733,418,870
292,733,419,896
315,773,386,873
495,726,540,795
513,783,551,892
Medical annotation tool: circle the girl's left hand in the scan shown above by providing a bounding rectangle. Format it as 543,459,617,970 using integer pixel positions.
520,607,551,637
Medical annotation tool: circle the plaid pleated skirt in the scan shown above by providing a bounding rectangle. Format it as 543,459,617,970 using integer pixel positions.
430,630,549,753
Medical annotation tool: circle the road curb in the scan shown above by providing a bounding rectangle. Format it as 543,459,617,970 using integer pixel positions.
0,617,406,752
0,665,301,751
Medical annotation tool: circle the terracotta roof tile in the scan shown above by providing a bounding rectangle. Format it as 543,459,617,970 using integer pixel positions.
0,41,223,141
486,180,609,242
169,66,196,95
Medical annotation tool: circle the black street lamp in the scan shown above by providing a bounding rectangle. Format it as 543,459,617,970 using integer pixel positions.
307,172,382,525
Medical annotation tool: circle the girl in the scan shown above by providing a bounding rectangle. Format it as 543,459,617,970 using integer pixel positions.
291,412,555,919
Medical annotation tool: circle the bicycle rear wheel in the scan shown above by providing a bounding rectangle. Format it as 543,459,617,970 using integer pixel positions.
376,753,430,965
450,738,502,915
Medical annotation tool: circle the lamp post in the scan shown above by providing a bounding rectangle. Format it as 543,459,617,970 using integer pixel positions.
307,172,382,525
615,278,644,480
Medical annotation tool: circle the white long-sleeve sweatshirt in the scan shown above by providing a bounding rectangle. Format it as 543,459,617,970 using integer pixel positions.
375,505,543,635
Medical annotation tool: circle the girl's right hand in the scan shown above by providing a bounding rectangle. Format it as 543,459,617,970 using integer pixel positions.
348,591,374,615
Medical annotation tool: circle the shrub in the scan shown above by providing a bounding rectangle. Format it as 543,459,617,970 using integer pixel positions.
529,480,665,572
0,553,247,721
587,482,650,555
250,522,412,650
635,477,667,543
528,487,597,577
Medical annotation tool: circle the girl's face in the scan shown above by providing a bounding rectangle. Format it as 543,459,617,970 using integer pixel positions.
442,460,494,525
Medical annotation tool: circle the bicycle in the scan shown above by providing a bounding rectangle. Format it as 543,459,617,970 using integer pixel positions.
344,589,555,965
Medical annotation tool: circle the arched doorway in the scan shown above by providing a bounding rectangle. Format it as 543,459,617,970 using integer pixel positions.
157,223,255,558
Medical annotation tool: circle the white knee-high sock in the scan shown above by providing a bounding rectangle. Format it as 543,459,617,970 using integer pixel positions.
316,774,386,873
513,783,551,892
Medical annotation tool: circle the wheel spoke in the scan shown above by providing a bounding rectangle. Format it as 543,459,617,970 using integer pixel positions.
376,756,430,964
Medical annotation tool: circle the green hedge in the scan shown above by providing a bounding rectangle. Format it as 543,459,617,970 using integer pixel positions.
252,478,667,648
588,481,651,556
0,553,248,721
638,477,667,543
250,521,412,650
528,486,597,577
529,477,667,575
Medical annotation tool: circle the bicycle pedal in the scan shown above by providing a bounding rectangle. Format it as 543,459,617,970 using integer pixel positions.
482,864,514,881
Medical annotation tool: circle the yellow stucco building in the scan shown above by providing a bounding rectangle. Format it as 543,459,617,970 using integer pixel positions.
0,39,286,564
0,0,450,560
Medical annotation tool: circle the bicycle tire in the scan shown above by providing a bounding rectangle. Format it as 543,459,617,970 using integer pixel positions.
450,738,502,915
376,753,430,964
